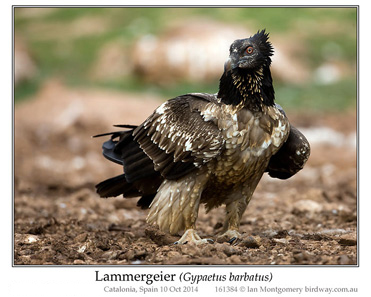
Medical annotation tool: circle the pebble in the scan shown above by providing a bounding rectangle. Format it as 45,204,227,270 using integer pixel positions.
273,238,289,245
338,233,357,246
318,229,349,236
262,229,278,238
221,245,239,257
74,233,88,243
230,255,243,264
101,251,119,260
293,251,309,262
167,251,181,258
25,235,39,244
339,255,353,265
125,250,135,260
293,199,323,213
240,236,260,249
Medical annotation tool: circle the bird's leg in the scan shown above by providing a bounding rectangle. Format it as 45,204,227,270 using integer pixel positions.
174,175,213,245
174,206,200,245
174,207,214,245
217,199,248,243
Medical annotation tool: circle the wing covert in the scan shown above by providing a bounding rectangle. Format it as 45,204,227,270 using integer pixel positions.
132,94,225,180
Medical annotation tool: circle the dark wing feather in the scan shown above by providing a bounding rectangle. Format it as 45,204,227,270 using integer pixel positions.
96,174,140,198
94,127,163,205
132,94,225,180
266,125,310,179
94,93,224,208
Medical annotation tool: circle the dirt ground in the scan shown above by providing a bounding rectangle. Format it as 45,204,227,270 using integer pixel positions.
14,80,357,265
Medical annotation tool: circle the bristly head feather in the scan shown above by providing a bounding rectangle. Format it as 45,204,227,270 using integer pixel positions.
218,29,275,111
227,29,274,72
248,29,274,60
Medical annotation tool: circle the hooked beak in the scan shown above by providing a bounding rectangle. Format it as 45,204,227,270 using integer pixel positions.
224,56,239,73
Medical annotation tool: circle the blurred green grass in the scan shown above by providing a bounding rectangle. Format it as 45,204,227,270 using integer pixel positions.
14,7,357,111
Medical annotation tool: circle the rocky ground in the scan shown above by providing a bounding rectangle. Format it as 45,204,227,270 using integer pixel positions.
14,81,357,265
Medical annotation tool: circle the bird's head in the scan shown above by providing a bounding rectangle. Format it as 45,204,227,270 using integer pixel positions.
218,29,276,109
224,29,274,73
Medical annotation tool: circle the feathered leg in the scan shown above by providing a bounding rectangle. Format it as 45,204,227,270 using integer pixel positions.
217,198,248,243
147,172,212,245
218,175,263,243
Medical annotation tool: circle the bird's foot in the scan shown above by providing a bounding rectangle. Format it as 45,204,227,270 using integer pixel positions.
174,229,214,245
217,229,242,244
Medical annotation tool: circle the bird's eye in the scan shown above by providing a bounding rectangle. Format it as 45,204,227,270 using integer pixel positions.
246,46,254,54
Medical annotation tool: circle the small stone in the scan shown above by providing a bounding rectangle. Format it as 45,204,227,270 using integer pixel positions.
240,236,260,249
101,250,119,260
177,244,202,257
221,245,239,256
338,255,351,265
25,235,39,244
230,254,243,264
77,245,87,253
292,199,323,213
145,226,178,245
167,251,181,258
338,233,357,246
124,232,136,241
74,233,88,243
125,250,135,260
319,228,348,236
262,229,278,238
273,238,289,245
293,250,310,263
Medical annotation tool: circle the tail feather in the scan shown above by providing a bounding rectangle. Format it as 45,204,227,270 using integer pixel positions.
113,124,138,129
136,194,156,209
92,131,122,138
95,174,140,198
95,124,163,209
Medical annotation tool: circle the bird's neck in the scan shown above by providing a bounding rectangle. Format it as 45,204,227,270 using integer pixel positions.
217,66,275,112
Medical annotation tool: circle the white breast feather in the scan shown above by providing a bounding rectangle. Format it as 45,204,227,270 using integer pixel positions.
184,139,192,151
156,102,167,115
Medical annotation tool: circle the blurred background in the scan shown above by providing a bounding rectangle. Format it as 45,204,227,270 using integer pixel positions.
14,7,356,110
14,7,358,265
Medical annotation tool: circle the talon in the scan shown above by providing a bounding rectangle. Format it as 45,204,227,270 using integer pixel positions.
228,237,237,244
174,240,188,245
175,229,212,245
217,229,242,243
206,238,215,244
